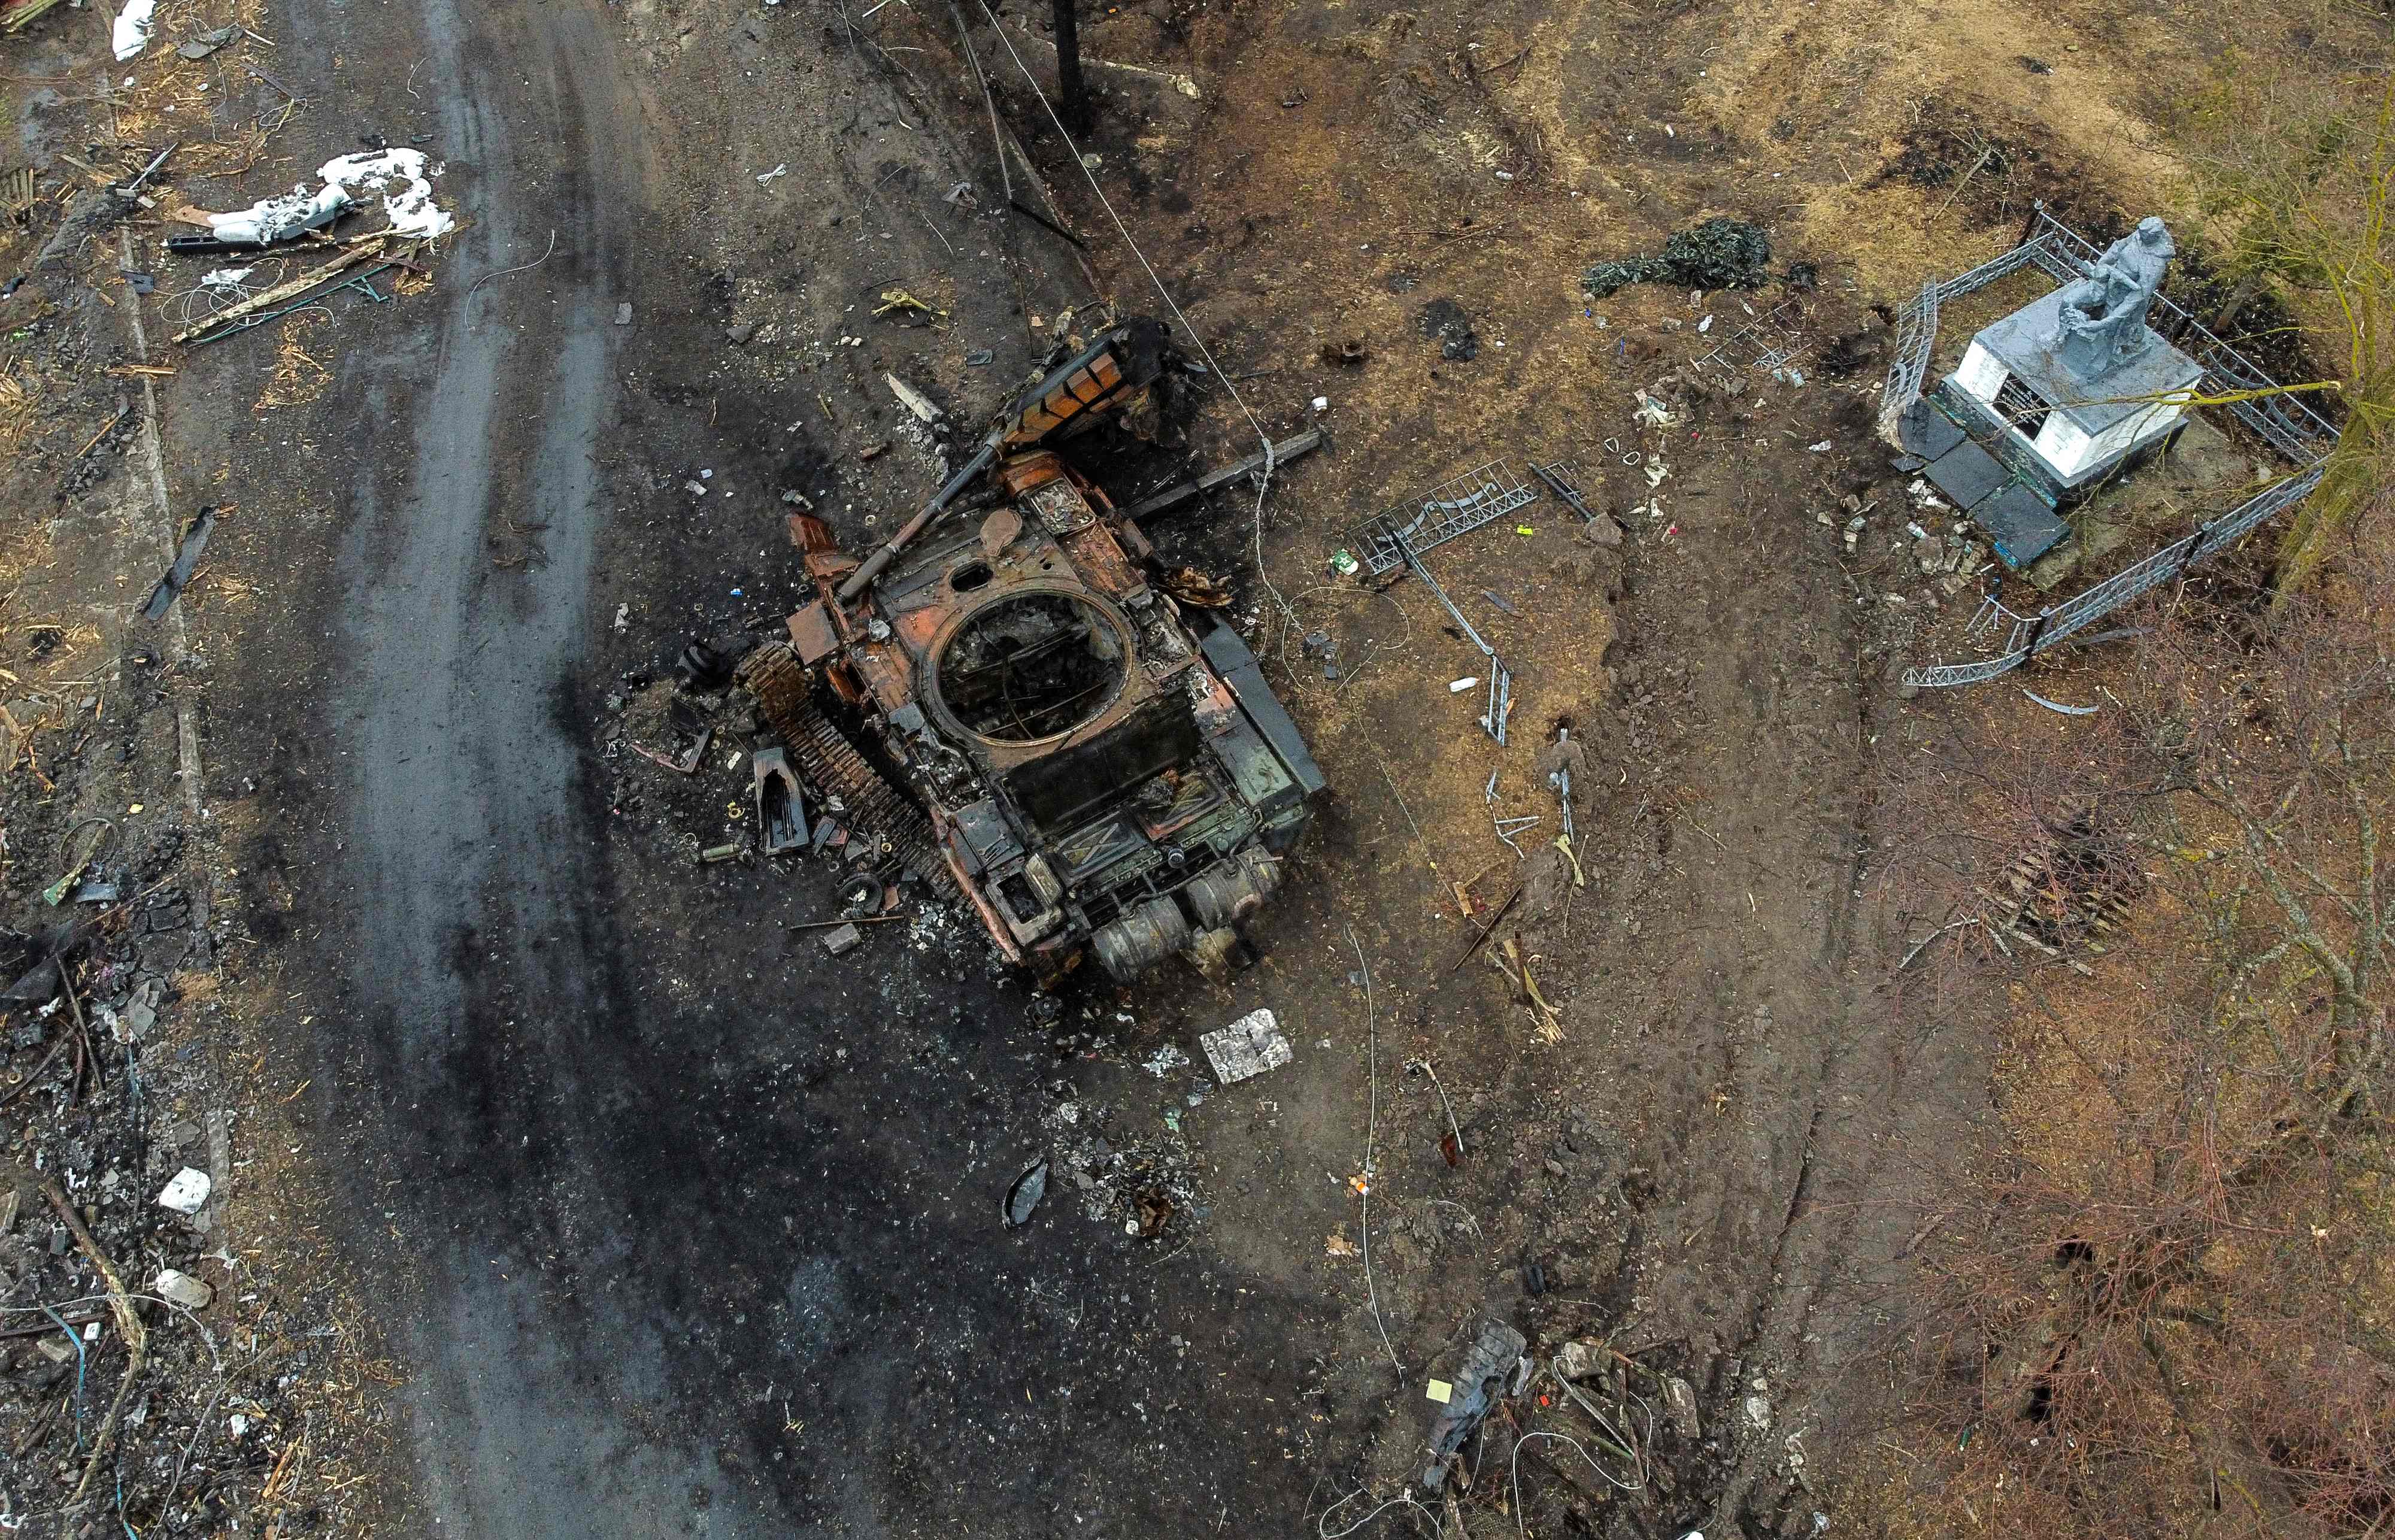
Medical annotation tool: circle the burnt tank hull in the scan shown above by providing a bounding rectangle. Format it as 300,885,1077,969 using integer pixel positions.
746,323,1322,984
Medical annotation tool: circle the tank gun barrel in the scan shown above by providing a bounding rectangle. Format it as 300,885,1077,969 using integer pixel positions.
836,434,1003,603
832,319,1170,605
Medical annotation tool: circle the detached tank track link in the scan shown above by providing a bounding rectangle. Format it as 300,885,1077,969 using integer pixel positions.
735,642,950,888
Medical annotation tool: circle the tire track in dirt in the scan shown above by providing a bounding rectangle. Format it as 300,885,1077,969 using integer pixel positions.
277,0,730,1531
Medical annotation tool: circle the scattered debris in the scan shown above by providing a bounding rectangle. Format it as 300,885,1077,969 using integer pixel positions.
151,1267,213,1309
171,241,405,345
1199,1008,1291,1084
818,921,864,956
1418,298,1480,361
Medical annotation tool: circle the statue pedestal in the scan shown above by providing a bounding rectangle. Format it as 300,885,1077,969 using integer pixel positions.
1950,289,2202,495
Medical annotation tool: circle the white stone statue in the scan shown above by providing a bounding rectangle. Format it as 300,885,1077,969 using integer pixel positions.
2054,216,2176,378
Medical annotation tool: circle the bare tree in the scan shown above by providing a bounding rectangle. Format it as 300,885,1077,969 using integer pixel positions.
2183,68,2395,602
1881,498,2395,1536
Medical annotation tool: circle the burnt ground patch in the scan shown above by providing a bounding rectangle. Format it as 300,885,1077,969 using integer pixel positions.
1877,98,2129,237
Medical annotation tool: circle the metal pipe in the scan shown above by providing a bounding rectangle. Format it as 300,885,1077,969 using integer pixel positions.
836,436,1002,603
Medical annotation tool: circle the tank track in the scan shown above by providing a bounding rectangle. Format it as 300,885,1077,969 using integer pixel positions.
736,642,948,887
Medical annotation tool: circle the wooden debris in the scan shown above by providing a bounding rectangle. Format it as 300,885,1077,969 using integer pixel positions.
171,238,399,346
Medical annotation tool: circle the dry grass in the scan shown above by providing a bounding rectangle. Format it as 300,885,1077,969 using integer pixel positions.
254,311,332,412
0,517,56,619
0,360,39,448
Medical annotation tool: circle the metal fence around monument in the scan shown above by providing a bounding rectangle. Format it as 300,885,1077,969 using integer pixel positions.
1882,205,2342,690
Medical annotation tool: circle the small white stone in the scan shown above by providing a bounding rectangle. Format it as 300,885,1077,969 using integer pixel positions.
153,1268,214,1310
156,1168,211,1215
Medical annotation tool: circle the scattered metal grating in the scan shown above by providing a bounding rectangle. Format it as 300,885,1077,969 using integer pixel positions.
1693,301,1807,384
1345,459,1538,580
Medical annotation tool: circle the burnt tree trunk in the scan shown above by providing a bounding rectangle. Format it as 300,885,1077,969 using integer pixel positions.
1053,0,1092,137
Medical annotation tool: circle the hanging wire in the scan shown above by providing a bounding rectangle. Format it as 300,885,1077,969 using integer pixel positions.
974,1,1306,659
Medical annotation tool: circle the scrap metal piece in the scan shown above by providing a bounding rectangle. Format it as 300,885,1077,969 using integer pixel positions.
1529,458,1596,521
141,507,216,622
1547,726,1577,844
751,747,809,856
1423,1318,1530,1490
1398,535,1512,745
1199,1007,1291,1085
1121,429,1324,523
1345,459,1539,580
1004,1157,1049,1228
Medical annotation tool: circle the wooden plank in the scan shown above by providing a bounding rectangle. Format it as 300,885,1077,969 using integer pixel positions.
169,238,401,346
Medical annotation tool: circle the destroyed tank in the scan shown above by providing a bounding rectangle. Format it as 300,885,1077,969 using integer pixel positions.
738,320,1324,984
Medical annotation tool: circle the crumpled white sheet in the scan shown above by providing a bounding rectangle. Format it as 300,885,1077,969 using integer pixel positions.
207,184,353,246
317,148,456,240
112,0,156,62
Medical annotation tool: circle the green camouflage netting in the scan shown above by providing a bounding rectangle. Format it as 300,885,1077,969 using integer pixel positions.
1582,217,1773,298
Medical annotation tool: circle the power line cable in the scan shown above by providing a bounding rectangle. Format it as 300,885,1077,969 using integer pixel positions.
974,1,1303,645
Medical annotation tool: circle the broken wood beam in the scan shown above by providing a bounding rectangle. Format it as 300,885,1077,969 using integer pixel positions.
1121,429,1324,523
170,238,405,346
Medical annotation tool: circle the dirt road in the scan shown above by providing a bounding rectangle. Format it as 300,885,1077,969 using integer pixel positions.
284,0,678,1526
182,0,1326,1532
